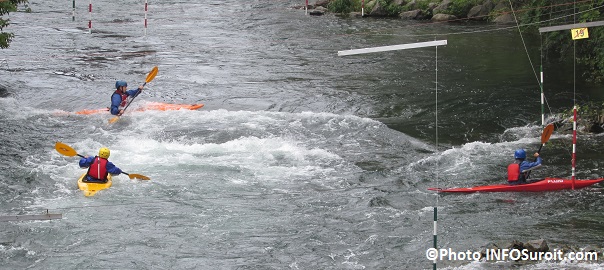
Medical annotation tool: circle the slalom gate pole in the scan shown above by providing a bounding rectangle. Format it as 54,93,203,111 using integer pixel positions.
305,0,308,15
362,0,365,16
539,66,545,126
88,0,92,33
572,106,577,189
144,0,148,36
433,206,437,270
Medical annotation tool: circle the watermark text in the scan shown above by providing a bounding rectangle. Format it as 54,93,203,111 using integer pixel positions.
425,248,598,262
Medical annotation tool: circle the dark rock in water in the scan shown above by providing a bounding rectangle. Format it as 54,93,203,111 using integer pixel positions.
309,10,324,16
589,123,604,133
560,244,579,254
524,239,548,252
315,0,329,7
369,196,391,207
0,83,9,97
582,245,599,253
480,242,499,258
503,239,524,250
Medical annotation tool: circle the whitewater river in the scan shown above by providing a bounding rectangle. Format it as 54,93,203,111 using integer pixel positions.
1,1,604,269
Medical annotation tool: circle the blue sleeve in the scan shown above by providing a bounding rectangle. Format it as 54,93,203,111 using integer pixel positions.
110,93,122,115
520,157,542,172
126,89,141,97
106,161,122,175
79,156,94,168
531,157,543,167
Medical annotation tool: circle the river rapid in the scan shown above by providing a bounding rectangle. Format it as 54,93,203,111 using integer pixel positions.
1,1,604,269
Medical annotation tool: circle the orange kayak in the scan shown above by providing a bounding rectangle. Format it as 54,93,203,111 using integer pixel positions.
74,102,204,115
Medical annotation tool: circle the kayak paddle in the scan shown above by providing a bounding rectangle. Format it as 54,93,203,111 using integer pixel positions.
108,66,159,124
55,141,84,158
54,142,150,180
525,124,554,180
537,123,554,153
123,172,150,180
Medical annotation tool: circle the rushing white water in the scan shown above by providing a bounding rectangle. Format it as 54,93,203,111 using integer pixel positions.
1,1,604,269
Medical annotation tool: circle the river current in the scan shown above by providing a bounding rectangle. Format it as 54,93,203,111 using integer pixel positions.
1,1,603,269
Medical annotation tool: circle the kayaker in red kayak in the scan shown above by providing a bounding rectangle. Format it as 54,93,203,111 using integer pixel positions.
110,80,144,116
507,149,543,185
79,147,123,183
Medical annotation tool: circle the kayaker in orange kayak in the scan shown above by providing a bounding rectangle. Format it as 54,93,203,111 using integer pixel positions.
111,80,144,116
79,147,124,183
507,149,543,185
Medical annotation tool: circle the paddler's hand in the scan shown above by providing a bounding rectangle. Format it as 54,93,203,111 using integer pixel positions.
135,86,143,97
118,109,124,116
533,153,540,157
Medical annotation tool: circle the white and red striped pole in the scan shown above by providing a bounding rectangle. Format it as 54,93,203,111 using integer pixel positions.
362,0,365,16
305,0,308,15
571,106,577,189
88,0,92,33
144,0,148,36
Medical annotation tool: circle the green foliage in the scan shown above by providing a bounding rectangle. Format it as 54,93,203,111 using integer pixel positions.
328,0,361,14
401,0,432,14
449,0,481,18
561,102,604,130
519,0,604,82
0,32,12,48
416,0,433,11
1,0,28,49
329,0,402,16
379,0,404,16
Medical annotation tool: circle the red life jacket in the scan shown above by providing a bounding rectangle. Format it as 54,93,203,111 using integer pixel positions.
114,90,129,107
507,163,520,182
87,156,109,181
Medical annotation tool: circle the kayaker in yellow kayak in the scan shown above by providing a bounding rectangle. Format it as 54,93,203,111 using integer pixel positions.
79,147,124,183
111,80,144,116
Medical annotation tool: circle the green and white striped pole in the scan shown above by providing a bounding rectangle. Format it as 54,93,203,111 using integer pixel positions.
433,206,437,269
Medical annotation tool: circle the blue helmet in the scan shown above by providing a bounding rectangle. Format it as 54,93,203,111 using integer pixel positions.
115,80,127,89
514,149,526,159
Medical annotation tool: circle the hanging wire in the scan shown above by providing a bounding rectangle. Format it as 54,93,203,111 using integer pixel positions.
508,0,560,120
573,1,577,105
508,0,540,87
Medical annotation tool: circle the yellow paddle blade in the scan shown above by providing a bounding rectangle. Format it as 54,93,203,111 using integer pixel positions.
55,142,77,157
108,116,120,124
146,66,158,83
127,173,150,180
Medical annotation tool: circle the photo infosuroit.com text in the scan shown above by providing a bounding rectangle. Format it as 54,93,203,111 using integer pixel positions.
426,247,598,262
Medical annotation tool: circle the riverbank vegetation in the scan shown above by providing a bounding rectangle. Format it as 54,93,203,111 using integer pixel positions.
0,0,29,48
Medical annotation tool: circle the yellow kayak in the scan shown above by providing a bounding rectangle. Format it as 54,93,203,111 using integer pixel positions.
77,173,112,197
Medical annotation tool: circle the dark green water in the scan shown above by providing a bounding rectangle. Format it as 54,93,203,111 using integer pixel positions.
0,1,603,269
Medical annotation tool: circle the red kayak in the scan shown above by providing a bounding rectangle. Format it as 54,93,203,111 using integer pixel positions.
428,178,604,193
74,102,204,115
